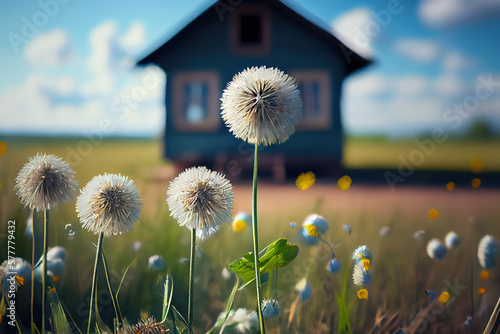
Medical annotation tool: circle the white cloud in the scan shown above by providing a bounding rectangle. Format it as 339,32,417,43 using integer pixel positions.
434,75,466,95
394,39,440,63
344,73,389,97
393,75,428,95
331,7,374,58
86,21,146,93
25,30,74,67
419,0,500,27
443,52,475,73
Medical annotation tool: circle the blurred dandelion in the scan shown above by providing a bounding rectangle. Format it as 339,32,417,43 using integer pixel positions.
478,235,498,269
303,214,329,235
379,226,391,238
446,181,455,191
337,175,352,191
352,245,372,265
478,288,486,295
426,239,447,259
120,317,168,334
438,291,450,304
220,66,302,146
222,267,232,280
353,261,371,286
357,289,368,300
133,241,142,253
148,255,166,272
471,177,481,189
343,224,351,235
295,278,312,302
428,208,439,220
47,246,66,262
480,269,489,281
327,258,342,274
290,222,296,228
470,157,483,173
167,166,234,239
295,171,315,190
261,298,280,319
445,231,460,249
233,212,251,232
216,308,259,334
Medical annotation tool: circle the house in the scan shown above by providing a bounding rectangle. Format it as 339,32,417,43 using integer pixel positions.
137,0,371,178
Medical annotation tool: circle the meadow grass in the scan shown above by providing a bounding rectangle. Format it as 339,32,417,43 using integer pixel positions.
1,137,500,333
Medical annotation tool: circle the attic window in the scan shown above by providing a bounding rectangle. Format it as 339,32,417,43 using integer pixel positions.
292,70,331,130
231,7,270,55
172,71,220,132
240,15,262,44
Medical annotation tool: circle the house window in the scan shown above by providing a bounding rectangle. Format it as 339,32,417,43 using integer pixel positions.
292,71,331,130
173,71,220,132
231,6,270,55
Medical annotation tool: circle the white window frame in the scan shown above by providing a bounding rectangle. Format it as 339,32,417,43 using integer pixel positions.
172,71,220,132
291,70,331,130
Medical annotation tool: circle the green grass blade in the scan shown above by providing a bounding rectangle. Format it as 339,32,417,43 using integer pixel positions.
48,288,72,334
161,274,174,323
219,277,240,333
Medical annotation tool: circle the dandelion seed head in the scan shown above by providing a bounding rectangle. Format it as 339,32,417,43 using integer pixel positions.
352,245,372,264
303,214,329,235
295,278,312,301
426,238,447,259
47,246,66,262
167,167,234,239
148,255,166,272
15,153,77,211
0,258,31,292
76,173,142,237
120,316,168,334
379,226,391,238
352,261,371,286
261,298,280,318
327,258,342,274
221,66,302,146
445,231,460,249
478,235,498,269
216,308,259,334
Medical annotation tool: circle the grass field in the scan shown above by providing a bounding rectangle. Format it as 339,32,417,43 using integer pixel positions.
1,136,500,333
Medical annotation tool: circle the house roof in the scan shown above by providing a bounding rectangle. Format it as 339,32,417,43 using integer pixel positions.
137,0,372,75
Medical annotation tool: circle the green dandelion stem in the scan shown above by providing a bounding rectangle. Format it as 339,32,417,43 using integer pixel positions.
188,227,196,331
41,209,49,334
101,251,123,327
252,144,266,334
30,210,35,334
87,232,104,334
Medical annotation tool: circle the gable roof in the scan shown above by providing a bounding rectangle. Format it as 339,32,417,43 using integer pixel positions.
137,0,372,75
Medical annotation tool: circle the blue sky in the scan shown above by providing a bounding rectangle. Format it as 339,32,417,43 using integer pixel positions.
1,0,500,137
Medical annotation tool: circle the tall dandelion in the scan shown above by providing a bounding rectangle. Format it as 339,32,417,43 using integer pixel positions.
76,173,142,333
221,66,302,334
167,166,234,331
15,153,76,333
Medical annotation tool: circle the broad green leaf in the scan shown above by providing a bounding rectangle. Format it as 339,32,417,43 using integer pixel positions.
228,238,299,287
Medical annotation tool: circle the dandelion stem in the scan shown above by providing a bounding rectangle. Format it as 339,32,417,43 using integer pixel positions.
87,232,103,334
41,209,48,334
101,251,123,327
30,209,35,334
252,144,266,334
319,237,336,258
188,227,196,332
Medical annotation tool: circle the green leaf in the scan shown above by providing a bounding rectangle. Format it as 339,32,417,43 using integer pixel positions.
228,238,299,287
48,288,72,334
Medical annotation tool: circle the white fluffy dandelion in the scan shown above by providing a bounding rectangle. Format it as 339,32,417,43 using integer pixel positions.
15,153,77,211
352,261,371,287
221,66,302,146
76,174,142,237
261,298,280,319
167,166,234,239
426,238,447,260
478,235,498,269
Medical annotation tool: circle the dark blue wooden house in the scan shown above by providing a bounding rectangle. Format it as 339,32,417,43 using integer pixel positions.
137,0,371,177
